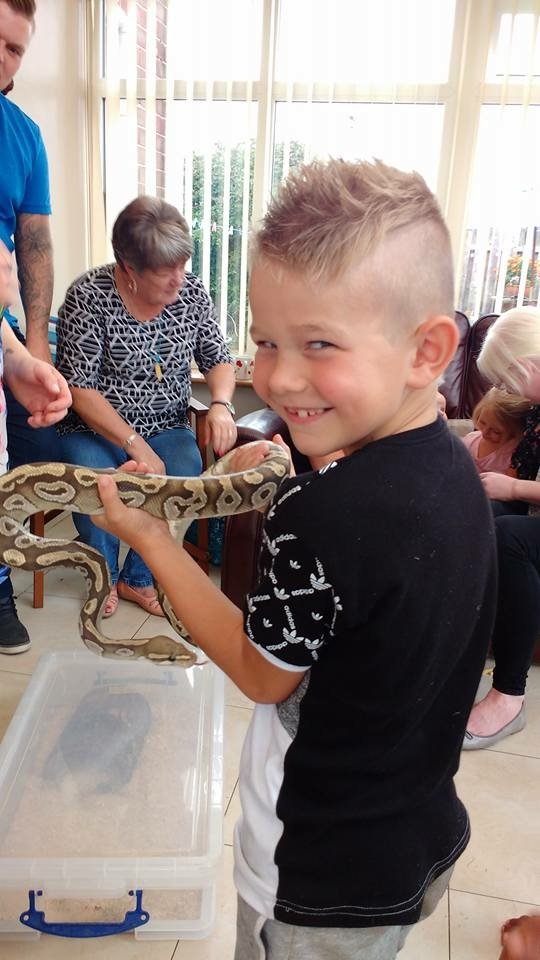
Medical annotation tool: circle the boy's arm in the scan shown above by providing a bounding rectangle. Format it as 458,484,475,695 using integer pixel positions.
96,474,306,704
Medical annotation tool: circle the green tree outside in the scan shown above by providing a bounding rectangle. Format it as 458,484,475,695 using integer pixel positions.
191,140,304,352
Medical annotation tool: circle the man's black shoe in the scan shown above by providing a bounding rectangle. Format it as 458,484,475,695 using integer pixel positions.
0,596,31,654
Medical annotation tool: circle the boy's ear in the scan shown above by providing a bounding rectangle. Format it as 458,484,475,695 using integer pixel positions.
406,315,459,389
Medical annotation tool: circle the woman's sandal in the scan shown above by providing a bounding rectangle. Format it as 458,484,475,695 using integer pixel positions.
117,581,165,618
102,586,119,619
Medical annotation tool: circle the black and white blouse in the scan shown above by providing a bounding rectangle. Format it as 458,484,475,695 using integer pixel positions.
56,264,232,437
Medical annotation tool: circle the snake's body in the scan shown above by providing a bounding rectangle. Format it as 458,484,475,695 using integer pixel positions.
0,444,289,663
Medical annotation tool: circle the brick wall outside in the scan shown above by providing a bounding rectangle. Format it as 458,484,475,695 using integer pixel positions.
114,0,167,197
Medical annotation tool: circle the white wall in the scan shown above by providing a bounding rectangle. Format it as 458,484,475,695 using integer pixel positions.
11,0,89,318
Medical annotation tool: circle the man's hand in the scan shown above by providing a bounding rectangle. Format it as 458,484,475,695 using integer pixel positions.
9,360,72,427
480,472,516,501
2,324,71,427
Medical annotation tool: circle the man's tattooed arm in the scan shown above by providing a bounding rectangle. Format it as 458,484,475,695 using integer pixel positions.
15,213,54,362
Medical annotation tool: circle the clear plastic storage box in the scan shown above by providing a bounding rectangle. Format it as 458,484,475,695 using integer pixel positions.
0,651,224,942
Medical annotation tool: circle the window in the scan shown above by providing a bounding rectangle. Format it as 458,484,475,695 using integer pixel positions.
459,3,540,319
90,0,540,355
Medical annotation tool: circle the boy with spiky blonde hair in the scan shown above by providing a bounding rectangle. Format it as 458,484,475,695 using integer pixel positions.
96,158,497,959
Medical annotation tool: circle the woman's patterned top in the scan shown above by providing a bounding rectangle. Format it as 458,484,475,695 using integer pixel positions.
56,264,232,438
511,405,540,480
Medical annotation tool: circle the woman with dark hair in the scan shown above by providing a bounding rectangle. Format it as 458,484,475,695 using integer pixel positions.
56,195,236,618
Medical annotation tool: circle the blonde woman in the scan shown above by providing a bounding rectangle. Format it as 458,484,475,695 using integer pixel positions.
464,307,540,750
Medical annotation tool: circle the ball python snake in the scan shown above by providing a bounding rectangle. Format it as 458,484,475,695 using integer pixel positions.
0,442,289,664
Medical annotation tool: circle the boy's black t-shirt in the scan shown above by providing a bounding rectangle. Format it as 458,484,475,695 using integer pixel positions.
234,418,497,927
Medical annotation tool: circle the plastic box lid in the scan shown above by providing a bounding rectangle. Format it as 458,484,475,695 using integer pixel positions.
0,652,224,897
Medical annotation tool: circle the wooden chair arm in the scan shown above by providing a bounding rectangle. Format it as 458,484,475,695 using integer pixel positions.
188,396,209,470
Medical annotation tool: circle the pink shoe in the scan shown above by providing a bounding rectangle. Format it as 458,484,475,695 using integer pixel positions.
117,581,165,618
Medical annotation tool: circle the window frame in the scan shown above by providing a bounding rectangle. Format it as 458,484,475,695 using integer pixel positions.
87,0,540,348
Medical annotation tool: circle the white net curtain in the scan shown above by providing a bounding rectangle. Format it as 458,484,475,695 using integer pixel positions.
459,1,540,320
88,0,540,351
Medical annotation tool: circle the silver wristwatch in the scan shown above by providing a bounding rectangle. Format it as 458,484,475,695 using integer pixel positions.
210,400,236,416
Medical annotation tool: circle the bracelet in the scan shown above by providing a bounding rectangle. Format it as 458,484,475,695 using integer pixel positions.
123,433,138,449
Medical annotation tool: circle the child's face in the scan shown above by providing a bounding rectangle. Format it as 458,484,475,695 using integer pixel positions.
249,260,421,459
475,409,515,446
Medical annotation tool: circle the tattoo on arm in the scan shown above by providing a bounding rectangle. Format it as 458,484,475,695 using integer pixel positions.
15,214,54,344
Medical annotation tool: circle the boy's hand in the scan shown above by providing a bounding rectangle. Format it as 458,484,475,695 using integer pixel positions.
436,390,448,420
480,472,515,501
94,469,167,550
272,433,295,475
229,440,272,473
228,435,295,477
500,914,540,959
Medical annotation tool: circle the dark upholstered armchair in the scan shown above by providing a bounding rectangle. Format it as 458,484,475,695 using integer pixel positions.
439,312,499,419
220,408,305,611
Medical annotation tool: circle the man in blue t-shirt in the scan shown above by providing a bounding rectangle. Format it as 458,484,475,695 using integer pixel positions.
0,0,62,652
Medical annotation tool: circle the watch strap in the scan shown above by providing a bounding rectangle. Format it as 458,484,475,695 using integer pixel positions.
210,400,235,415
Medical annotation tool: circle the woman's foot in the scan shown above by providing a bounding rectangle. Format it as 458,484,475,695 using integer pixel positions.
117,581,165,618
466,688,524,736
102,585,119,619
462,688,525,750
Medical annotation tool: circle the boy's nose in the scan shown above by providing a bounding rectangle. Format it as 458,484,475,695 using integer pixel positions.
267,355,306,395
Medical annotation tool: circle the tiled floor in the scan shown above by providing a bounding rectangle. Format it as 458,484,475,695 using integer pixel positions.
0,513,539,958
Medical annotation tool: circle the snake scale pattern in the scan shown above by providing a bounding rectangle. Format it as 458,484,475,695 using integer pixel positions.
0,443,289,664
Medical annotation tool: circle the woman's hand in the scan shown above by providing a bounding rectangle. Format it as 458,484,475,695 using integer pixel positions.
206,404,238,456
480,471,516,501
125,435,166,475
